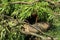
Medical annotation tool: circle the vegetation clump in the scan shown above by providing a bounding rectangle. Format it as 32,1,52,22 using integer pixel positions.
0,0,60,40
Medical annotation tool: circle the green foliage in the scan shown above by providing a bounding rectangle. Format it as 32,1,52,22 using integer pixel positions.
0,0,60,40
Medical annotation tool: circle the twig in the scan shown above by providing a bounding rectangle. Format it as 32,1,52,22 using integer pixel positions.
9,1,33,5
45,0,60,6
0,0,39,6
0,14,27,24
0,2,30,6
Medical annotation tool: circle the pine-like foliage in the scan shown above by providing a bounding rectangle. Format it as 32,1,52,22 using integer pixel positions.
0,0,60,40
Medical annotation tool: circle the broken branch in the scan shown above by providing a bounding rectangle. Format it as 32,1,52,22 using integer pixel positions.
0,0,39,6
20,30,58,40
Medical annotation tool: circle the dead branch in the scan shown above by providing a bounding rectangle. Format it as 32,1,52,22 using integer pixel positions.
45,0,60,6
20,30,45,39
22,23,54,40
0,0,39,6
0,2,29,7
0,14,26,24
0,2,32,7
9,1,33,5
20,30,58,40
